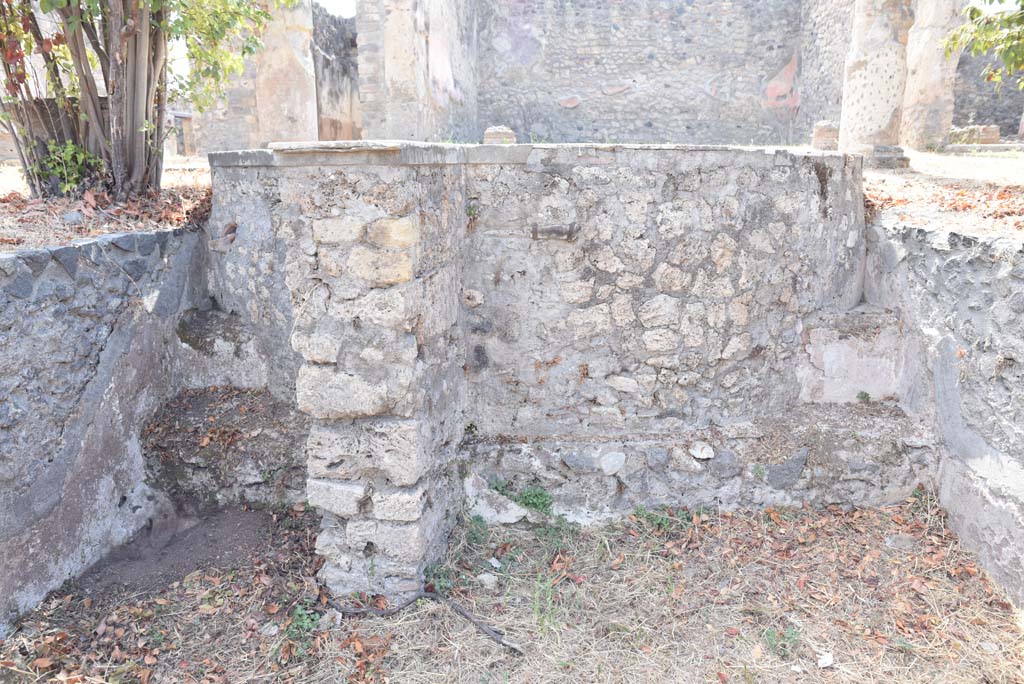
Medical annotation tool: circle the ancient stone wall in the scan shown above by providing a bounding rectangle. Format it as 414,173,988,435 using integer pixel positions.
867,221,1024,604
0,231,205,632
313,4,361,140
356,0,478,141
208,142,943,598
953,50,1024,136
194,0,318,152
798,0,856,133
474,0,804,145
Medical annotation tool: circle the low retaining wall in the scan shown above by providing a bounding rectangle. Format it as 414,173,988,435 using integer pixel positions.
0,231,204,630
867,221,1024,604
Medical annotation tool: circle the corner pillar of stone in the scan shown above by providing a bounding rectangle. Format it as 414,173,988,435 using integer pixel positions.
290,160,467,598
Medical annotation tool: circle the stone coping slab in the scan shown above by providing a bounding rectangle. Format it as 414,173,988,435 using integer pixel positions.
209,140,853,168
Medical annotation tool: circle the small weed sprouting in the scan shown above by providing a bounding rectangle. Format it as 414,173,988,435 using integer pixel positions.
633,505,691,534
489,477,514,498
285,600,321,655
464,422,479,439
895,637,916,654
467,514,490,546
536,515,579,549
857,390,872,403
909,484,937,514
532,574,559,633
762,626,801,660
752,463,767,481
515,487,554,515
425,563,458,594
466,201,480,218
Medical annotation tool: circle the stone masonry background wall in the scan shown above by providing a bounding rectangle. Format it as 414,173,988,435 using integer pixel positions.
798,0,856,132
459,145,936,520
0,231,206,634
356,0,478,141
474,0,804,145
313,3,362,140
953,50,1024,136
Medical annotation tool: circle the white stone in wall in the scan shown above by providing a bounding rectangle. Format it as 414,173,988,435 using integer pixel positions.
346,245,414,287
307,479,368,517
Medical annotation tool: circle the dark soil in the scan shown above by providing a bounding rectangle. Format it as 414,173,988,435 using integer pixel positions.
143,386,308,510
74,507,273,596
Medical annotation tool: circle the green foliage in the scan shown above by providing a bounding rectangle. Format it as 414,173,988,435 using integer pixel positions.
948,1,1024,90
34,140,103,195
167,0,282,110
425,563,458,594
535,515,579,548
285,600,320,654
857,390,872,403
762,626,801,660
466,514,490,546
489,477,513,498
515,487,553,515
633,505,691,534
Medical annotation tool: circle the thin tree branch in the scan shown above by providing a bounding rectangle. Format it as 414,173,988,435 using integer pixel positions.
328,591,525,655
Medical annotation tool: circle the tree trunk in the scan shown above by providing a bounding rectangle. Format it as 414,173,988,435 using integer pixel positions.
128,5,151,192
107,0,129,200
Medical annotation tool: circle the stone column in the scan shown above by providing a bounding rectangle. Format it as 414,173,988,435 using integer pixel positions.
253,0,319,146
838,0,915,167
900,0,968,150
287,151,467,597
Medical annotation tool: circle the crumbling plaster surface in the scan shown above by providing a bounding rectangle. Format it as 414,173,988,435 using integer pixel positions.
0,231,206,634
867,220,1024,604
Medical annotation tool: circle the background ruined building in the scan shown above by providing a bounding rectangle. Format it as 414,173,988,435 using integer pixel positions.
189,0,1023,153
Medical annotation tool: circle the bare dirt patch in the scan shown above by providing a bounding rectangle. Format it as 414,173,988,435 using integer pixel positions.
1,489,1020,684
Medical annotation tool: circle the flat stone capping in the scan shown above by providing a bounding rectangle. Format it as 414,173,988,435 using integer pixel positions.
943,143,1024,154
209,140,854,168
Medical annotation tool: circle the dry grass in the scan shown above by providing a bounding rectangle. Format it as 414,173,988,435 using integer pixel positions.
2,489,1022,684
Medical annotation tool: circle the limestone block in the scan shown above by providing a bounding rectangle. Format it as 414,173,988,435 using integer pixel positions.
642,328,680,353
296,365,393,419
370,484,428,521
347,245,413,287
346,519,429,562
689,441,715,460
811,121,839,150
638,294,682,328
567,303,612,338
367,216,420,249
464,474,527,524
949,125,1000,145
306,420,430,486
307,479,368,517
483,126,516,144
313,216,365,244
